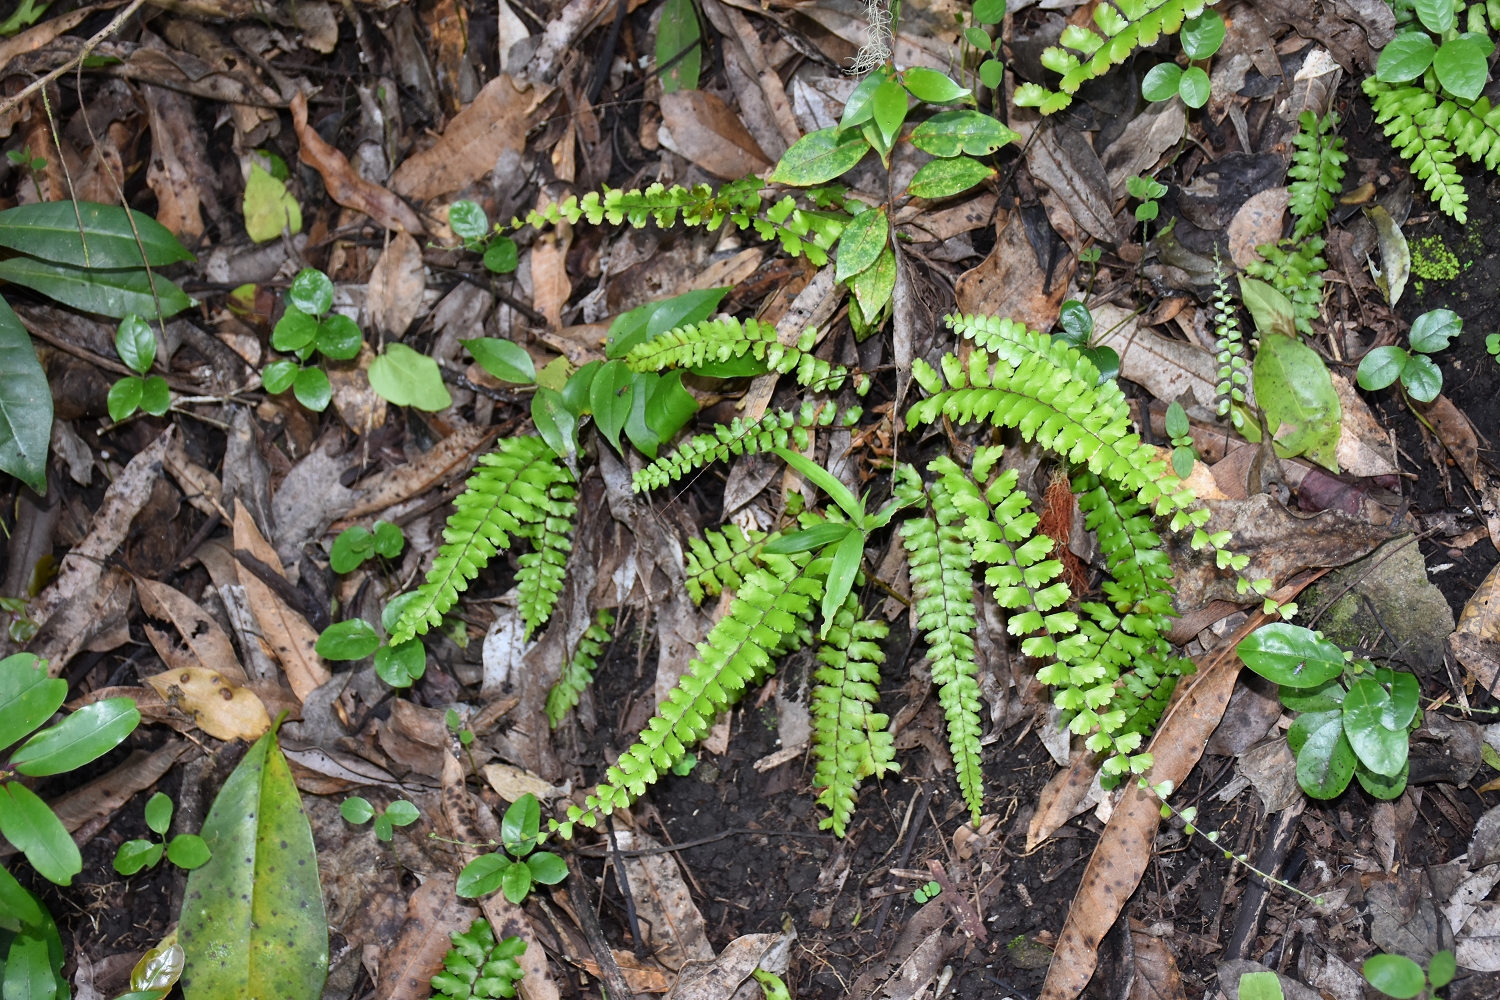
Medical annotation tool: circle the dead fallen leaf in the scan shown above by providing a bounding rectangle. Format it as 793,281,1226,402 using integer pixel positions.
367,233,427,339
1458,903,1500,971
1416,394,1482,491
45,741,190,845
614,829,715,969
380,700,452,779
234,504,331,700
530,231,570,330
1101,100,1187,199
146,666,271,741
1128,922,1187,1000
955,208,1073,334
378,874,481,1000
342,424,498,520
897,194,997,243
1028,753,1102,852
1331,373,1398,477
328,343,389,436
392,75,536,202
163,431,225,518
1095,303,1219,417
482,763,565,802
876,928,958,1000
1027,124,1123,245
574,952,672,993
664,930,794,1000
26,566,134,677
137,578,247,685
293,0,339,54
658,90,773,180
291,91,425,235
1227,187,1289,267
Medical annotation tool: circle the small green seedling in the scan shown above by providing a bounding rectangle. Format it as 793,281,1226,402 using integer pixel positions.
1237,970,1285,1000
1362,950,1455,999
341,795,421,841
114,792,212,875
1357,308,1460,403
1140,10,1223,108
752,969,790,1000
1125,175,1169,241
1485,332,1500,365
912,880,942,903
1165,401,1197,478
1051,299,1121,383
108,314,171,422
263,268,364,412
963,0,1006,90
455,793,568,904
430,918,527,1000
671,752,698,777
330,521,405,574
448,200,520,275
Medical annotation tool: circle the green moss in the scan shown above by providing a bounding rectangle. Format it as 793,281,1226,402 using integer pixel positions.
1411,234,1460,281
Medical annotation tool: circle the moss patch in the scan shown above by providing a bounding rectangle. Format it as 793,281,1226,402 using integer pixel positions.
1411,234,1460,281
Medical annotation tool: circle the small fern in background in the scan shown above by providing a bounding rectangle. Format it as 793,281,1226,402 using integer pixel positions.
513,475,577,638
429,919,526,1000
1245,239,1326,337
1287,110,1347,241
1364,80,1471,223
685,524,769,604
545,609,616,728
1212,257,1249,430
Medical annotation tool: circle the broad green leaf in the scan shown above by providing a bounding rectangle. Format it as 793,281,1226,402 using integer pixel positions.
243,164,302,243
132,942,186,995
180,727,328,1000
115,314,155,375
769,128,871,186
368,343,453,411
1408,308,1462,353
340,797,375,824
902,67,970,104
1377,668,1420,729
372,521,403,559
292,366,332,412
1293,713,1356,798
1179,10,1225,59
329,526,375,574
820,528,865,638
271,307,319,352
689,354,770,378
773,447,865,525
315,314,362,360
1177,67,1211,108
463,337,536,384
0,201,193,267
0,865,66,996
0,652,65,753
1253,334,1342,471
374,640,425,688
761,523,854,555
1056,300,1093,346
1355,759,1408,799
1141,62,1181,101
384,800,420,826
526,850,567,885
1342,678,1409,776
835,207,888,283
1377,31,1437,81
373,813,393,841
656,0,701,92
315,619,380,660
1434,36,1488,100
1236,972,1285,1000
1235,622,1346,687
0,781,81,884
3,933,57,1000
139,375,170,416
590,359,633,454
973,0,1005,23
623,372,662,457
531,386,578,460
850,246,896,321
484,238,519,273
12,697,139,776
536,355,571,391
502,794,541,856
114,838,163,875
561,359,601,413
448,200,489,242
604,287,728,359
907,156,995,199
1361,954,1425,999
457,854,511,897
167,833,212,869
979,59,1004,88
871,78,908,148
0,256,193,319
262,361,299,395
1414,0,1454,33
145,792,173,835
1399,353,1442,402
501,860,534,903
288,269,333,316
108,375,144,422
0,298,50,494
1287,709,1341,756
1277,677,1344,712
1357,345,1408,391
1429,950,1455,989
839,70,889,134
909,110,1018,157
644,370,698,443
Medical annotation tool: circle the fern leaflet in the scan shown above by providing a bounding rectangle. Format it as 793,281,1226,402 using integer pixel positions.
1211,255,1248,429
685,523,769,605
626,317,848,390
515,474,578,638
1245,238,1325,337
545,609,616,727
1365,77,1468,223
1287,110,1346,241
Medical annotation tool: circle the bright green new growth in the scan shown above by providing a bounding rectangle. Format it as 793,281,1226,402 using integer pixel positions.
684,523,769,604
1212,256,1249,429
545,609,616,727
811,593,897,837
625,316,849,390
1363,77,1493,223
390,436,575,644
430,919,527,1000
1245,239,1326,337
1287,110,1347,241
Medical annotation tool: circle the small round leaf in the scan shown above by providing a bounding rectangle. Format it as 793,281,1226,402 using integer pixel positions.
288,268,334,316
166,834,212,869
526,851,568,885
1376,32,1437,82
145,792,173,835
1399,353,1442,403
373,521,404,559
449,200,489,242
1408,308,1462,353
500,861,533,904
1356,345,1408,391
115,314,156,375
114,839,164,876
1177,66,1211,109
1235,623,1346,688
315,314,363,360
464,337,536,384
1141,62,1182,102
1057,300,1093,346
1180,11,1226,59
107,376,143,422
385,800,421,827
1343,678,1410,776
484,237,519,274
330,526,376,574
456,854,509,897
374,640,426,688
292,366,333,412
315,618,381,660
341,797,375,824
1361,954,1426,999
138,376,171,417
1428,950,1456,989
902,67,971,104
262,360,299,394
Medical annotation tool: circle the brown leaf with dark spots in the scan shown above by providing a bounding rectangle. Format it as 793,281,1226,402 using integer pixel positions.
1027,752,1103,852
1416,394,1482,491
137,577,248,685
1127,923,1187,1000
290,91,425,235
378,873,481,1000
956,209,1073,335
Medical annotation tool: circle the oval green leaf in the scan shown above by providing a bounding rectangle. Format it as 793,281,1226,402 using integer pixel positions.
484,238,519,274
1253,334,1342,471
590,359,633,454
872,77,909,147
502,793,541,856
973,0,1005,23
166,833,212,869
115,314,156,375
374,640,426,688
145,791,174,835
107,376,143,422
1429,949,1456,989
372,521,404,559
1356,345,1408,391
1342,678,1409,776
0,652,66,753
340,796,375,824
1180,11,1225,59
761,522,854,555
839,70,889,134
1057,300,1093,346
114,838,164,876
262,360,299,395
644,370,698,444
329,527,375,574
12,697,140,776
456,853,510,897
1399,353,1442,403
449,200,489,242
835,207,888,283
1414,0,1454,33
907,156,996,199
292,366,332,412
501,860,534,904
368,342,453,412
0,201,193,268
288,268,334,316
1294,713,1357,799
1355,759,1408,800
1278,677,1344,713
0,299,51,494
526,850,568,885
385,800,421,826
1408,307,1461,353
1141,62,1182,102
850,245,896,322
1177,66,1211,108
1235,623,1346,687
1377,32,1437,81
1361,954,1425,999
315,619,380,660
0,257,193,319
139,375,171,417
464,337,536,384
909,110,1018,157
902,67,971,104
531,386,578,460
314,314,362,360
0,781,82,884
271,308,318,352
1434,36,1488,100
769,128,871,186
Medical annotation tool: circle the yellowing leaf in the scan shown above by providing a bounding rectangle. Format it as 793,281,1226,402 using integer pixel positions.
145,667,270,741
243,164,301,244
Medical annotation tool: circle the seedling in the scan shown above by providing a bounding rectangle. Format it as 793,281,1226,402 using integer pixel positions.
107,314,171,423
430,918,527,1000
448,200,519,275
330,521,405,574
1357,308,1461,403
1140,11,1223,108
341,795,421,841
1051,299,1121,383
455,793,567,904
114,793,212,875
446,707,481,777
263,268,363,412
912,880,942,903
6,144,46,201
1125,175,1168,242
1165,402,1197,479
1362,949,1455,999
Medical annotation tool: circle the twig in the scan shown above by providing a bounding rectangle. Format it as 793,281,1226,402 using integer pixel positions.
869,782,935,942
569,826,824,857
0,0,150,120
1224,799,1306,960
232,548,331,631
566,856,639,1000
604,813,647,960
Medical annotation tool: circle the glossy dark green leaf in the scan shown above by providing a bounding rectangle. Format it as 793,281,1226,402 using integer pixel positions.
180,727,329,1000
1361,954,1425,999
463,337,536,384
1408,308,1462,353
0,653,65,753
1414,0,1454,33
145,792,173,835
526,850,567,885
531,386,578,460
288,268,334,316
448,200,489,242
372,521,403,559
689,354,770,378
839,70,889,134
108,375,143,422
1377,31,1437,81
1287,709,1340,756
368,343,453,412
484,238,519,274
166,833,212,869
561,359,601,414
1277,677,1344,713
3,932,57,1000
0,298,50,494
769,128,872,186
262,360,299,395
1179,11,1225,59
271,308,318,352
1342,678,1409,776
872,77,909,147
292,366,332,412
1378,669,1420,730
623,372,662,458
656,0,701,92
1236,623,1347,688
501,794,541,856
1355,759,1408,800
1356,346,1408,391
1141,62,1182,101
1177,66,1211,108
1293,712,1356,799
820,528,866,638
12,697,139,776
115,314,156,375
456,854,510,897
315,314,362,360
902,67,970,104
0,257,193,319
909,110,1017,157
340,797,375,824
835,207,888,283
374,640,425,688
501,861,533,904
329,527,375,574
1080,346,1119,383
138,375,170,416
1056,300,1093,346
0,781,81,884
0,201,193,267
907,157,995,199
0,866,64,983
1400,353,1442,402
644,370,698,443
114,838,164,875
315,619,380,660
604,288,728,359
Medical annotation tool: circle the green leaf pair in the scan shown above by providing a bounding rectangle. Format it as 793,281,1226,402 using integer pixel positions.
261,268,367,412
316,618,381,660
455,793,568,904
1377,21,1493,102
1356,308,1460,403
576,359,698,459
1362,950,1454,999
340,795,421,841
1141,62,1212,108
330,521,405,573
447,200,519,274
113,792,212,875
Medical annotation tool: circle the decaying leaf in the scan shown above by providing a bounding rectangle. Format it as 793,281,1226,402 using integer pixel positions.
1227,187,1289,267
658,90,773,180
482,763,565,802
955,208,1073,334
1416,394,1482,491
664,927,796,1000
291,92,425,235
138,578,247,684
391,75,538,202
234,505,331,701
1028,752,1103,852
146,666,272,741
613,829,716,970
378,874,481,1000
366,233,428,339
342,425,497,520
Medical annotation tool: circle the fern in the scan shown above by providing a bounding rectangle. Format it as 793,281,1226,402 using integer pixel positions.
1364,77,1469,224
545,609,616,727
1211,256,1249,430
390,437,572,645
810,593,896,837
1245,238,1325,337
626,316,848,391
514,474,577,638
684,523,768,605
1287,110,1347,241
632,400,861,492
1013,0,1216,115
1438,95,1500,171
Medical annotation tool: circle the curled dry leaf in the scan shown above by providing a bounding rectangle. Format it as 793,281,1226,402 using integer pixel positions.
664,930,795,1000
26,566,134,677
1415,394,1482,491
137,578,247,684
530,231,571,330
377,873,481,1000
1227,187,1290,268
658,90,773,180
366,232,428,339
614,829,715,969
234,504,331,701
1095,305,1219,417
290,91,425,235
1027,125,1123,245
1127,922,1187,1000
146,666,272,741
391,75,537,202
482,763,566,802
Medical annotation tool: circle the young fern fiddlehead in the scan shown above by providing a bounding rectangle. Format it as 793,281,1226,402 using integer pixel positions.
390,437,574,645
545,609,616,727
1287,110,1347,241
684,524,769,605
811,593,896,837
1211,256,1249,430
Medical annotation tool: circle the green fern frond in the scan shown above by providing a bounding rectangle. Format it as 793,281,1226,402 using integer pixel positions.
632,400,861,492
545,609,616,727
811,594,896,837
1245,238,1325,337
685,523,769,605
1440,96,1500,171
1287,110,1346,241
1365,77,1468,223
901,483,985,823
1211,256,1248,428
569,552,826,827
626,317,848,390
391,437,570,645
515,474,578,638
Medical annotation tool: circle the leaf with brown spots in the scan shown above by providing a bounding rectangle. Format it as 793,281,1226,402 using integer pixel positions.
378,873,480,1000
137,578,248,685
145,666,271,742
233,505,330,702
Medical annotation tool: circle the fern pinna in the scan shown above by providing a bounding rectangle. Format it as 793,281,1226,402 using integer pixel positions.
545,609,616,728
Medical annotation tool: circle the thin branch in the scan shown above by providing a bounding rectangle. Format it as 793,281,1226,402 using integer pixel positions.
0,0,150,120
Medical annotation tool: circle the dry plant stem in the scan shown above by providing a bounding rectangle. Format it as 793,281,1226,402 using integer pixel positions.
869,782,935,942
1224,798,1306,960
603,813,647,960
566,855,639,1000
0,0,151,120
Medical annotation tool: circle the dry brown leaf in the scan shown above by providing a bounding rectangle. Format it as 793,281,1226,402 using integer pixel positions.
342,424,498,520
137,578,247,685
234,504,331,700
482,763,564,802
1101,100,1187,199
293,0,339,54
664,932,792,1000
146,666,272,741
26,566,134,677
1451,562,1500,697
0,7,93,73
366,232,427,338
391,75,536,201
1416,394,1482,490
536,325,607,366
689,246,766,292
1095,304,1219,415
614,829,715,968
1227,187,1289,267
378,874,481,1000
47,741,190,842
898,193,997,243
163,431,225,518
1127,924,1187,1000
1332,373,1398,477
530,232,571,330
328,343,389,436
1027,125,1123,245
955,208,1072,334
658,90,772,180
291,91,425,235
1040,575,1322,1000
574,952,672,993
1028,752,1103,852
